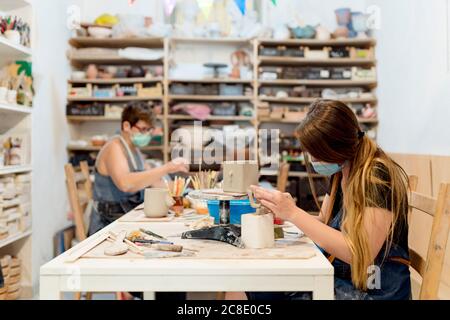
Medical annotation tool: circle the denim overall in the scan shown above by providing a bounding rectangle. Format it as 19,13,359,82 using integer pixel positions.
87,136,145,236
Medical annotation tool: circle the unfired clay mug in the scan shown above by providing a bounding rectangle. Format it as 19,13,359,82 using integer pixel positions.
144,188,175,218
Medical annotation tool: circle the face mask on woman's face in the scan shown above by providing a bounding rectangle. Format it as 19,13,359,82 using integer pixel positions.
131,133,152,147
311,161,342,176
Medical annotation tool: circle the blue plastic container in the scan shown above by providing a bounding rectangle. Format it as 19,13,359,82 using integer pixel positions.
207,199,256,224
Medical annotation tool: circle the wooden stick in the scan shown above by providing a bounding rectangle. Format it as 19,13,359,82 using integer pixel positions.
65,232,110,263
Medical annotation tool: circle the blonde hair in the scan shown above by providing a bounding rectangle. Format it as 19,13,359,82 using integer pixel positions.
297,100,409,290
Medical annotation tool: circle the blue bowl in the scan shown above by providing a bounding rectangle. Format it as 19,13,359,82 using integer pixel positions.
207,199,256,224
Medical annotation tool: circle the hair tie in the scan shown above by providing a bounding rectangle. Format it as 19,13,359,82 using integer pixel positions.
358,131,365,139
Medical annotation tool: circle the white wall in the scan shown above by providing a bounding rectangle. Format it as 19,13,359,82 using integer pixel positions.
31,0,73,291
367,0,450,156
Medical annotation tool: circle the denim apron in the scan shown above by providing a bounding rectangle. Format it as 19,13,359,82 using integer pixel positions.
326,208,411,300
87,136,145,236
247,208,411,301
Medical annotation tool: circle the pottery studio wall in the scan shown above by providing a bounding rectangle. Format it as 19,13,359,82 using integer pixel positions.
366,0,450,156
30,0,73,294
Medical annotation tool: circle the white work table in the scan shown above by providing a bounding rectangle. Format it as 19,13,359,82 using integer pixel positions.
39,207,334,300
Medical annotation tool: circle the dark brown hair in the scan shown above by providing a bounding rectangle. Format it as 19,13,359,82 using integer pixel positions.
295,99,409,290
121,102,154,129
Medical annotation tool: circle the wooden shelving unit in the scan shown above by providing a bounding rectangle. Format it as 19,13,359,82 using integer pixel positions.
255,37,378,177
67,36,168,162
259,56,376,66
67,96,163,102
69,77,163,84
0,0,33,300
66,36,378,173
168,95,253,102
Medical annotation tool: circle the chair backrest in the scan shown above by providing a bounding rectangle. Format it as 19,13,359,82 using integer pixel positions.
408,175,450,299
64,161,93,241
276,162,290,192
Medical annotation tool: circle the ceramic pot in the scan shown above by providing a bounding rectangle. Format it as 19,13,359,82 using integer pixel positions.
315,25,331,41
352,12,369,37
4,30,21,44
291,25,316,39
335,8,352,27
7,90,17,104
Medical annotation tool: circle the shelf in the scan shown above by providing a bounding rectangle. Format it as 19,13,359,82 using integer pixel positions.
0,230,32,249
67,145,164,152
0,165,32,175
259,118,378,124
259,97,377,104
70,56,163,66
0,0,31,11
67,96,163,102
69,37,164,49
0,103,32,115
168,115,255,121
169,37,252,44
169,78,253,84
259,79,377,88
258,38,376,47
259,56,376,66
69,77,163,84
67,115,163,123
0,37,32,64
168,95,253,101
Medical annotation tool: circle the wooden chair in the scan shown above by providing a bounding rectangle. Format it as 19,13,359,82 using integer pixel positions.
64,161,92,242
64,161,123,300
276,162,290,192
408,175,450,299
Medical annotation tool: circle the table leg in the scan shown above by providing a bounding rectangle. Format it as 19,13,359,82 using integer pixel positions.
143,291,155,300
312,275,334,300
39,275,62,300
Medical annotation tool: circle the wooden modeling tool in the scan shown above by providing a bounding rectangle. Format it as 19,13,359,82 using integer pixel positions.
104,230,128,256
65,232,111,263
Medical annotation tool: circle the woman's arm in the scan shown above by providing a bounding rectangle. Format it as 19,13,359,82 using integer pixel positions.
103,142,188,193
251,186,392,264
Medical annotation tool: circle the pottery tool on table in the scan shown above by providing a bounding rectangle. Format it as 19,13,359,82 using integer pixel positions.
139,228,167,240
167,176,191,197
104,230,128,256
65,232,111,263
109,231,144,255
191,170,218,190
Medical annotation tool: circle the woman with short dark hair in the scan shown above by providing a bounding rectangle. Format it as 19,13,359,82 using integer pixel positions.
88,102,188,236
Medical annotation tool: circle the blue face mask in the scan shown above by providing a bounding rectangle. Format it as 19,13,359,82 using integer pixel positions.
311,161,342,176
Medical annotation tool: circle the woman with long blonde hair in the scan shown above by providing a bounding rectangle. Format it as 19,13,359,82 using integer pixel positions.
230,99,411,300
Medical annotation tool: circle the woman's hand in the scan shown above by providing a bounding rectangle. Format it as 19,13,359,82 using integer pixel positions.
250,185,299,222
164,157,189,174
